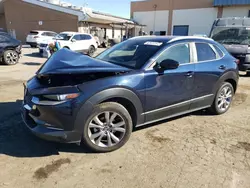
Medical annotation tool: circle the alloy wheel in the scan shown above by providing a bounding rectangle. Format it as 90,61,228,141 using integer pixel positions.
88,111,126,148
217,86,233,112
6,52,18,65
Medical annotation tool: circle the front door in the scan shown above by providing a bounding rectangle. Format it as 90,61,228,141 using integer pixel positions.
144,43,195,122
71,34,82,52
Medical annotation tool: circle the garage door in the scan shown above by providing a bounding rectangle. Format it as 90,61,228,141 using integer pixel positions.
173,25,189,36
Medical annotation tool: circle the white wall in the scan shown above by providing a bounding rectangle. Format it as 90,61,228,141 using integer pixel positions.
106,29,125,40
133,10,169,34
172,8,218,36
222,6,250,17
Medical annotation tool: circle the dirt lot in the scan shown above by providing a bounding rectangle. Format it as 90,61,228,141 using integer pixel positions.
0,48,250,188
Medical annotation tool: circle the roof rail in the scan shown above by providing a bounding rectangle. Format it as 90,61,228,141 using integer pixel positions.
168,36,213,43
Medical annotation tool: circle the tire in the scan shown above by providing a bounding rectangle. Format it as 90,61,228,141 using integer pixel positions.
246,72,250,76
209,82,234,115
3,50,19,65
88,45,95,57
81,102,133,152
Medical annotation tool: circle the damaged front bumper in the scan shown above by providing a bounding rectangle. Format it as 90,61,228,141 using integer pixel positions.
21,89,82,144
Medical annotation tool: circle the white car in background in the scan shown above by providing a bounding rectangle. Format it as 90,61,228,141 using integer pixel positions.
39,32,98,56
26,30,57,48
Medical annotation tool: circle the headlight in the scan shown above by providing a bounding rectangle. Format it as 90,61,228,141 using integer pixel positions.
43,93,79,101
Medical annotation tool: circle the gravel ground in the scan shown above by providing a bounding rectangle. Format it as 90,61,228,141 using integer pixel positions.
0,48,250,188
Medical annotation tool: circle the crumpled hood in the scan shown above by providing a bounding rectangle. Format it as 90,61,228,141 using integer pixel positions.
37,48,131,75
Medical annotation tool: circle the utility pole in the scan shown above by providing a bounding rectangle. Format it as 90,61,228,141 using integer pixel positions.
153,4,157,35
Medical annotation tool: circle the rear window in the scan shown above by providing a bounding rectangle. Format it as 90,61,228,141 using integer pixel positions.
29,31,39,35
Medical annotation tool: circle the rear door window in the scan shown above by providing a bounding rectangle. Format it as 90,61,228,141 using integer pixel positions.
195,43,216,62
46,32,57,37
41,32,48,36
80,34,92,40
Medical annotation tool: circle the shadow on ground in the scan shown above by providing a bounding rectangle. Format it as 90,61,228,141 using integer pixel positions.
24,52,44,58
0,99,216,158
0,100,92,158
22,62,43,66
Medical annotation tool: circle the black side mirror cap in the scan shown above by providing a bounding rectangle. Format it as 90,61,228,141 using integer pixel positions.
154,59,180,72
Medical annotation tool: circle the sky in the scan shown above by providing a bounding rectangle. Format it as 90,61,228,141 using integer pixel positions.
66,0,135,18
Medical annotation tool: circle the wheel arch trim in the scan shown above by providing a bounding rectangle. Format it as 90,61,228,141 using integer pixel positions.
74,88,144,134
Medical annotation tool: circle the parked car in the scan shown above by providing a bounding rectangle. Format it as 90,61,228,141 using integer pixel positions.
38,32,98,57
26,30,57,48
0,32,21,65
210,17,250,75
56,32,98,56
22,36,238,152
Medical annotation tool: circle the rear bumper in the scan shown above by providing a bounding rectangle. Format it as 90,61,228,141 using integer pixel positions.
238,63,250,71
232,54,250,71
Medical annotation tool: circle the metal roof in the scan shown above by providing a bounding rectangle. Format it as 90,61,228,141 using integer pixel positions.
214,0,250,6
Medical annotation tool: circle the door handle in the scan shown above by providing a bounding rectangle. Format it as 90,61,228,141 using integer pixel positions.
185,71,194,77
219,65,226,70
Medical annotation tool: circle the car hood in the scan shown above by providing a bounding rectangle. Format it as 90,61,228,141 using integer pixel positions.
37,48,132,75
223,44,248,55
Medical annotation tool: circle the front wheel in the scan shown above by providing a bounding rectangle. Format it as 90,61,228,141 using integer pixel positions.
3,50,19,65
209,82,234,115
81,102,133,152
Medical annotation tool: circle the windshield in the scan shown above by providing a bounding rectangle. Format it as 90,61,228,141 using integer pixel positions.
55,33,73,41
96,39,165,69
211,27,250,45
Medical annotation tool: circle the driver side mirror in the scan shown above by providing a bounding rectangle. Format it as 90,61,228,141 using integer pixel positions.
71,39,76,42
154,59,179,72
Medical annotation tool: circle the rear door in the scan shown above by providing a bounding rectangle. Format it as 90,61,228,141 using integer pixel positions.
190,42,225,109
80,34,92,51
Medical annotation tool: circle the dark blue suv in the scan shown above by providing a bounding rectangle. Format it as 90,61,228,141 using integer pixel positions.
22,36,238,152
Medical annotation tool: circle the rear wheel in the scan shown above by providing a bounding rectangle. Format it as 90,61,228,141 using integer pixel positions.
246,71,250,76
81,102,133,152
209,82,234,115
3,50,19,65
88,45,95,57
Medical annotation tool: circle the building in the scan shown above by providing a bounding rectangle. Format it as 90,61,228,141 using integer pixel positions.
131,0,250,36
0,0,143,42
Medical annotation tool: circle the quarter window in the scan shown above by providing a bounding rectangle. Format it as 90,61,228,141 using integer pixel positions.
156,43,190,65
195,43,216,61
213,44,224,58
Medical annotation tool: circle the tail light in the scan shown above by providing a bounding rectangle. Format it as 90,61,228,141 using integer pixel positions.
234,59,240,65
